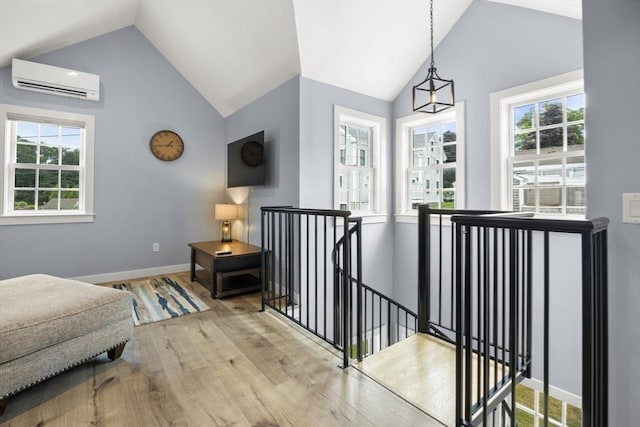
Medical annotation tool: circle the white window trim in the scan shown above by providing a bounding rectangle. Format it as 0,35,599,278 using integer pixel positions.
394,101,466,224
490,70,584,213
0,104,95,225
334,105,387,223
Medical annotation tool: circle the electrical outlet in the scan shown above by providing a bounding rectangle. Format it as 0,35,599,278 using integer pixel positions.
153,242,160,252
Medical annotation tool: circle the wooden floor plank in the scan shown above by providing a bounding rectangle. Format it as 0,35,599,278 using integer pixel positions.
1,272,442,427
355,333,505,426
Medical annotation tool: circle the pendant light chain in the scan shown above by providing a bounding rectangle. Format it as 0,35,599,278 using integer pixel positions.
430,0,435,69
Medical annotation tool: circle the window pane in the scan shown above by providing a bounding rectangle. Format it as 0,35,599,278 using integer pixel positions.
39,191,57,210
443,168,456,189
350,191,359,204
16,144,37,164
538,158,562,186
346,146,357,166
360,170,370,190
61,126,81,166
514,132,536,155
513,161,535,186
40,145,59,165
443,189,455,209
61,190,80,210
358,128,369,146
14,190,35,210
538,98,563,126
40,124,59,146
567,94,585,121
350,170,359,190
413,128,426,149
567,186,586,207
539,187,562,208
428,145,443,165
411,170,424,191
413,149,426,167
359,149,367,167
513,188,535,212
339,125,346,147
566,156,586,184
339,148,346,165
427,126,441,146
39,169,59,188
15,169,35,188
539,127,563,153
425,169,440,191
16,122,38,144
61,170,80,188
514,104,535,131
567,123,585,150
443,122,456,142
443,144,456,163
347,127,357,145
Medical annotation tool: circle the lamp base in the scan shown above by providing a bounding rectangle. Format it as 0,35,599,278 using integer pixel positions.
221,220,232,242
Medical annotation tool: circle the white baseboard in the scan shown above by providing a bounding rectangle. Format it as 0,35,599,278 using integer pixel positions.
70,263,191,284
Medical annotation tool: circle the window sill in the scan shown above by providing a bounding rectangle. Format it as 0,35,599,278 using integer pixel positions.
395,213,454,226
334,213,388,225
0,213,95,225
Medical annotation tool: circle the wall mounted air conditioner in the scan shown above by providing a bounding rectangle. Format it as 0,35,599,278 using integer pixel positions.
11,58,100,101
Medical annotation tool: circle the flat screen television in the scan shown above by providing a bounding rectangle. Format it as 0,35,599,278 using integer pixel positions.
227,131,265,188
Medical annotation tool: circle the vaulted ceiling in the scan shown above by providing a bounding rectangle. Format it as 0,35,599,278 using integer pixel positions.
0,0,581,117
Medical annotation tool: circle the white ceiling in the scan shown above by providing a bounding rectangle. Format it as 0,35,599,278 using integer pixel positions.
0,0,581,117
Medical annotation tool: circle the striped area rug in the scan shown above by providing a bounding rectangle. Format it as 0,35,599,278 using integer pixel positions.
108,276,210,326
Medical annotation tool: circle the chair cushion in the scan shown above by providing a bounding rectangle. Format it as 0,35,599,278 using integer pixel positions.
0,274,132,364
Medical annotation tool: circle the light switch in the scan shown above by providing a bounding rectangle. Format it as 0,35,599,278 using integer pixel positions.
622,193,640,224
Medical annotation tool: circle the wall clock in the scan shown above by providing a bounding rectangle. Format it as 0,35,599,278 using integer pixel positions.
149,130,184,161
240,140,264,167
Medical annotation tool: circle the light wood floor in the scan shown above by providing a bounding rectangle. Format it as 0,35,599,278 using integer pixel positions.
1,272,443,427
355,334,505,426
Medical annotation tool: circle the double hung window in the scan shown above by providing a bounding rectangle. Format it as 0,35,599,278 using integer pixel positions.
334,106,386,219
491,72,585,216
396,102,465,219
0,104,95,224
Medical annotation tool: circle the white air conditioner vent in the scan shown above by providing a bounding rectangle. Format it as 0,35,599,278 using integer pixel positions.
11,58,100,101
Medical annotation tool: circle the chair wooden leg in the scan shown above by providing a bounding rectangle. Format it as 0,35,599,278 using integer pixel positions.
0,397,7,417
107,343,126,361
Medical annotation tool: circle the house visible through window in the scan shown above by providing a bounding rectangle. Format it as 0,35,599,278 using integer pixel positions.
334,106,386,220
338,124,372,211
395,102,465,220
0,104,95,225
491,71,585,216
409,118,458,209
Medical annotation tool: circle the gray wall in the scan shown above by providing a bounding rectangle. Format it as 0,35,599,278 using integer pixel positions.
299,77,394,295
582,0,640,424
392,0,584,311
0,26,224,279
224,76,301,246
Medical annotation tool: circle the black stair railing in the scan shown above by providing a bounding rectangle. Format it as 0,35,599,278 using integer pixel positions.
333,217,417,362
260,206,353,366
261,206,417,367
450,213,608,427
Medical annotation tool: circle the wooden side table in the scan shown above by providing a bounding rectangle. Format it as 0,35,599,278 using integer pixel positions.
188,240,262,299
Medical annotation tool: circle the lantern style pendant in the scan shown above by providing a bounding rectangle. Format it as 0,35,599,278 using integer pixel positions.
413,0,455,114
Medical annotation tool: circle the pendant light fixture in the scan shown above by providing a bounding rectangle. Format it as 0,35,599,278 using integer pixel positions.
413,0,455,114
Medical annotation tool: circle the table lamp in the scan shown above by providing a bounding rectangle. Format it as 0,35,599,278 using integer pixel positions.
214,203,238,242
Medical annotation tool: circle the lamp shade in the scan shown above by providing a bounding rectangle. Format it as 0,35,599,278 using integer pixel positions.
215,203,238,220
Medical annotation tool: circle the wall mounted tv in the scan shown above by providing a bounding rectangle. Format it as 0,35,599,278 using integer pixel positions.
227,131,265,188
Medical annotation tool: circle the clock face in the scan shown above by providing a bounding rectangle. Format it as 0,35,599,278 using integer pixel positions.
150,130,184,161
240,140,264,167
